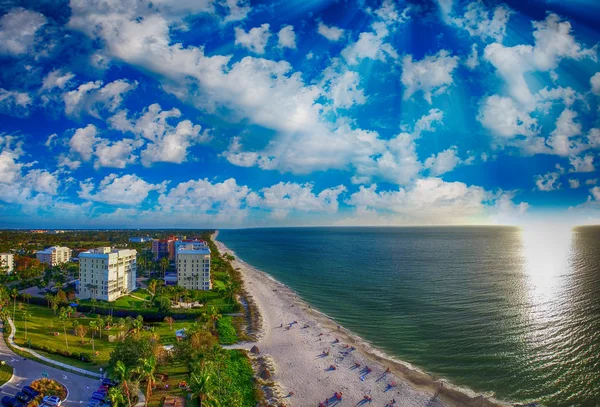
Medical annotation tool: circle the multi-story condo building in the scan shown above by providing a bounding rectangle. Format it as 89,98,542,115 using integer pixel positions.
0,253,14,273
78,247,137,301
152,235,179,260
175,242,211,290
36,246,72,267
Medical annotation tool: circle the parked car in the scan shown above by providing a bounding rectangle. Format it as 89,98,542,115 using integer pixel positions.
42,395,62,406
22,386,40,398
91,392,105,401
14,392,31,403
86,399,102,407
1,397,24,407
101,379,115,387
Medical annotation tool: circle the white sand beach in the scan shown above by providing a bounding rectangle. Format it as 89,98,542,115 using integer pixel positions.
214,232,460,407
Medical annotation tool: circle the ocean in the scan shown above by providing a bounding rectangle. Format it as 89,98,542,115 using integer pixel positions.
218,226,600,407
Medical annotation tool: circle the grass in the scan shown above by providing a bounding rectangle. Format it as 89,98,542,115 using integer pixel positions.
0,362,13,385
216,316,238,345
147,361,189,407
11,303,196,371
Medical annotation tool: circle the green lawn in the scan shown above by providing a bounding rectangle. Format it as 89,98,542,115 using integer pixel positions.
147,361,189,407
11,303,196,371
0,362,13,385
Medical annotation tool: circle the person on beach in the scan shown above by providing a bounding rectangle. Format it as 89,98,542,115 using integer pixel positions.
386,367,391,373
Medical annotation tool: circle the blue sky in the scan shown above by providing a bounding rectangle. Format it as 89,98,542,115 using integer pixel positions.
0,0,599,228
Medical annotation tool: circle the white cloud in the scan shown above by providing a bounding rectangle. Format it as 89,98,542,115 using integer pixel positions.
320,60,366,109
109,104,208,167
234,24,271,54
66,124,140,169
424,146,461,176
465,43,479,69
453,1,512,42
591,72,600,96
569,154,595,173
0,88,32,116
546,109,582,156
79,174,166,205
568,179,580,189
341,22,398,65
0,7,46,56
372,0,410,25
534,165,564,191
343,178,527,225
277,25,296,49
63,79,137,118
401,50,459,103
253,182,346,219
484,13,596,106
590,186,600,201
222,0,251,23
586,178,598,185
42,70,76,91
477,95,538,138
23,169,59,195
317,22,344,42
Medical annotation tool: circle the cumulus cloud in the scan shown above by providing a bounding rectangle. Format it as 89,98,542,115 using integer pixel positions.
0,8,46,56
342,178,527,225
0,88,32,116
569,154,595,173
534,165,564,191
65,124,140,169
465,43,479,69
63,79,137,118
401,50,459,103
317,22,344,41
320,60,366,109
453,1,512,42
277,25,296,49
42,70,76,91
424,146,461,176
484,13,596,106
234,24,271,54
591,72,600,96
79,174,166,205
110,104,209,167
477,95,538,139
568,179,580,189
341,22,398,65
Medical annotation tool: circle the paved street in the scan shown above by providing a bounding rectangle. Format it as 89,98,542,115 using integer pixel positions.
0,322,101,405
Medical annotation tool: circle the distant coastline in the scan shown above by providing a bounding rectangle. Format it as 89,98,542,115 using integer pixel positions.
213,230,510,407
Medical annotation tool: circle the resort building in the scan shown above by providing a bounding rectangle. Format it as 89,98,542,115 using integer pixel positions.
129,236,153,243
175,242,211,290
0,253,14,273
78,247,137,301
152,235,179,260
36,246,72,267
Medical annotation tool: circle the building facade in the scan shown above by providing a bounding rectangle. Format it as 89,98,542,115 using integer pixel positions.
175,242,211,290
36,246,72,267
78,247,137,301
152,235,178,260
0,253,14,273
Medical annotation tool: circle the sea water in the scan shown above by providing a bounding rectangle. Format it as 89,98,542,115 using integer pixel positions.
218,226,600,407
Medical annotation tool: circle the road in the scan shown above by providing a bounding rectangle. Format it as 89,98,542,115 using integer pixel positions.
0,321,101,406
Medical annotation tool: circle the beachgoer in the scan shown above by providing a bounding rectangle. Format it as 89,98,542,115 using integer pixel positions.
386,367,391,373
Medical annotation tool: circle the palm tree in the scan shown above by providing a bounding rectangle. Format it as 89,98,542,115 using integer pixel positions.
58,307,69,351
97,316,105,339
88,320,97,354
224,281,240,305
207,306,221,333
163,316,174,330
23,311,30,340
135,356,157,407
90,297,97,313
111,360,133,407
132,315,143,334
10,288,18,321
44,293,53,309
160,257,169,278
189,368,217,407
107,386,126,407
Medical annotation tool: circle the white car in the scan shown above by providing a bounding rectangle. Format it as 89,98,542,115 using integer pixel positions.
42,396,62,406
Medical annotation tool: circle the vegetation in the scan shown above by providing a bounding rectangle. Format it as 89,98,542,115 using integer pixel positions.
216,316,238,345
29,379,68,407
0,362,13,386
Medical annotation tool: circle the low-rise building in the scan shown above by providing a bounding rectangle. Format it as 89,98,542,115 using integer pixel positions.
78,247,137,301
0,253,14,273
152,235,179,260
129,236,152,243
36,246,72,267
175,242,211,290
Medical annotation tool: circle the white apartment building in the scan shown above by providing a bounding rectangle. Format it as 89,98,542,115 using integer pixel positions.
0,253,14,273
36,246,72,267
78,247,137,301
176,243,211,290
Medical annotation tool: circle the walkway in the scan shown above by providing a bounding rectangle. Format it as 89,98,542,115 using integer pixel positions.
0,321,100,405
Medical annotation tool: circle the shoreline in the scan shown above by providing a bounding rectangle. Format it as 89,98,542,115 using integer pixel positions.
212,231,510,407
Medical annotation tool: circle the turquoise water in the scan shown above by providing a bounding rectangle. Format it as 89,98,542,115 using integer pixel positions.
218,226,600,407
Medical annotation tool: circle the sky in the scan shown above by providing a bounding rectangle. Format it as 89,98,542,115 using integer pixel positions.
0,0,599,229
